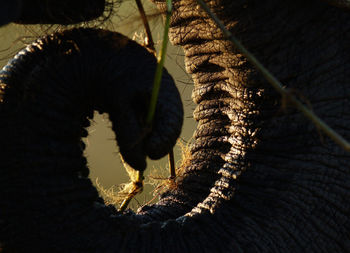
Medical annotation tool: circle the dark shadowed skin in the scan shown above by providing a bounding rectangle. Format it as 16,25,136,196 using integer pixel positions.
0,0,107,25
0,0,21,26
1,0,350,252
14,0,107,24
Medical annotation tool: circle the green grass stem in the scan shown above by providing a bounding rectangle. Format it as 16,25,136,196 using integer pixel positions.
146,0,172,125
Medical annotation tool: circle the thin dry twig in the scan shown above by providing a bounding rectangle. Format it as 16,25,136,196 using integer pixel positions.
135,0,155,52
196,0,350,152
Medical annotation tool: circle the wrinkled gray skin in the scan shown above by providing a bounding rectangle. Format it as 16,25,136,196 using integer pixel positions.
1,0,350,252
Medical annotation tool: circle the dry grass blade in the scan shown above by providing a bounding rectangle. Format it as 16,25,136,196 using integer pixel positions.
135,0,155,52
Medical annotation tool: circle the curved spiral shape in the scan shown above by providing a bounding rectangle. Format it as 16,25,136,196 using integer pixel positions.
0,27,184,251
2,0,350,252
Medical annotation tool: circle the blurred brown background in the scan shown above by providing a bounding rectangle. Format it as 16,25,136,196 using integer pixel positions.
0,1,196,209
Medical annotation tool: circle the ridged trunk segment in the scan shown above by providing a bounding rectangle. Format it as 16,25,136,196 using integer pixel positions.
144,0,350,252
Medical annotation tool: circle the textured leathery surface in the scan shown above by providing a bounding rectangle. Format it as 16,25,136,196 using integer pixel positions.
143,0,350,252
1,0,350,251
0,27,183,251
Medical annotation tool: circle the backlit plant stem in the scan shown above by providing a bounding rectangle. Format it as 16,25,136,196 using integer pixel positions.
146,0,172,125
145,0,176,182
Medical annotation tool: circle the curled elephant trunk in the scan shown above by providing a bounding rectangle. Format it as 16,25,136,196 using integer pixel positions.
0,27,184,171
0,27,239,252
2,0,350,252
0,28,185,251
